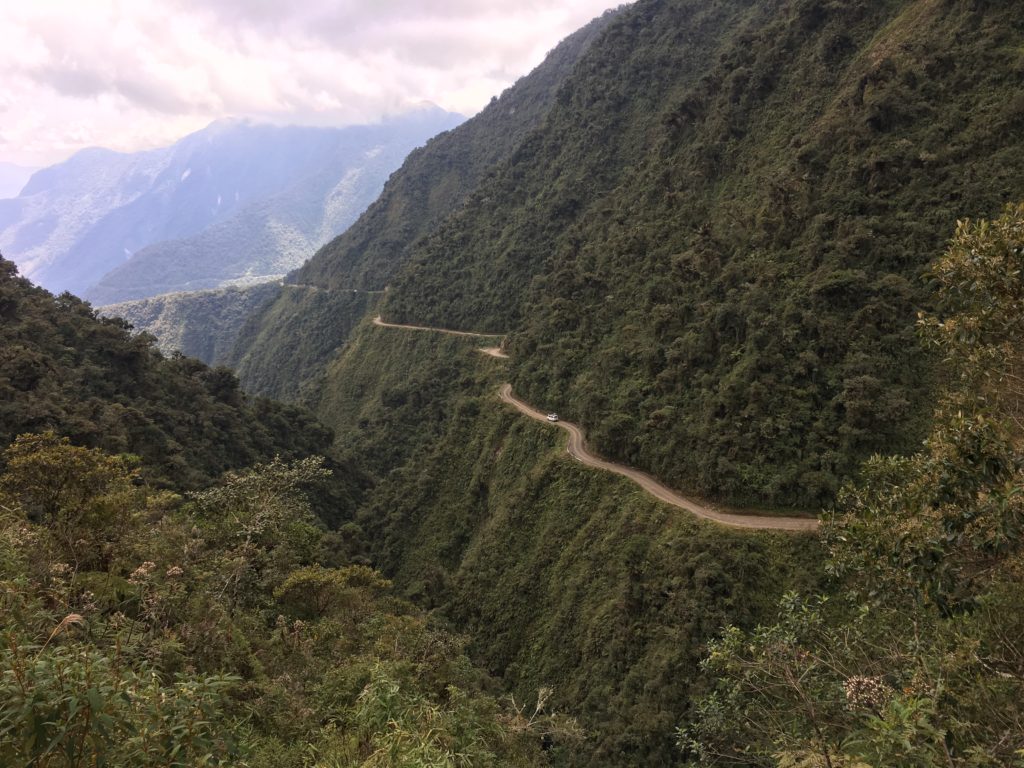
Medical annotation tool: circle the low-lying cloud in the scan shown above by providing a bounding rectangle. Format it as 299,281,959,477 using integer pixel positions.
0,0,623,166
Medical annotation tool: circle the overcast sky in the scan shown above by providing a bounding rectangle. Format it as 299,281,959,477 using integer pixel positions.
0,0,623,168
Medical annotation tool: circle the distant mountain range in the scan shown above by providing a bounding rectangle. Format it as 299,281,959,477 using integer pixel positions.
0,109,463,301
0,162,37,199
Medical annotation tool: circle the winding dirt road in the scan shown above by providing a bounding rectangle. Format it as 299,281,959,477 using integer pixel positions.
499,384,818,532
371,313,816,531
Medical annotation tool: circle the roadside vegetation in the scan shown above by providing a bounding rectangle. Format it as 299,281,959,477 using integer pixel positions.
682,205,1024,767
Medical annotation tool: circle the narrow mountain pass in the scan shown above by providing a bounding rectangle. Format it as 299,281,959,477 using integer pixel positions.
499,384,819,532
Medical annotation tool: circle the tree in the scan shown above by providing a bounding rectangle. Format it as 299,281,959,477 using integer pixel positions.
274,564,391,619
0,432,143,572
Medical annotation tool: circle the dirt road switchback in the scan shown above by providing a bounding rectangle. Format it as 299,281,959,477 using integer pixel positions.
499,384,819,533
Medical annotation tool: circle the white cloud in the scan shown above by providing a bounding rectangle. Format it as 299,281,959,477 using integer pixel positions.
0,0,624,166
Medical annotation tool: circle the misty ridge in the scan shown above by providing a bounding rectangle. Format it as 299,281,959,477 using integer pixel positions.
0,108,463,303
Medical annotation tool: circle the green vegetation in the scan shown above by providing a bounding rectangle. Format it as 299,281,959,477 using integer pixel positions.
0,257,332,491
313,321,500,471
0,434,566,767
681,205,1024,766
101,281,283,365
7,0,1024,763
379,0,1024,509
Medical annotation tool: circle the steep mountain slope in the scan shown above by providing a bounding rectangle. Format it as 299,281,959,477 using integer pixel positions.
294,11,621,293
0,112,461,299
100,4,1022,759
230,9,619,400
100,281,283,365
130,4,1024,762
87,109,463,304
0,256,335,491
378,0,1024,508
230,286,380,403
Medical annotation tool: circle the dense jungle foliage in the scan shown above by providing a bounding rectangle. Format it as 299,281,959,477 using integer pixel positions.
6,0,1023,763
101,281,283,366
0,437,569,767
0,257,333,491
682,205,1024,766
380,0,1024,509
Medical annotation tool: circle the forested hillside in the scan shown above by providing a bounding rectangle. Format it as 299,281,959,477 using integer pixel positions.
379,0,1024,509
230,287,381,403
683,204,1024,767
0,257,331,491
1,251,566,766
8,0,1022,764
201,3,1024,761
0,436,565,768
101,281,283,365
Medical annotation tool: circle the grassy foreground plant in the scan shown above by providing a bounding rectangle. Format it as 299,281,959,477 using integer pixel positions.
0,436,567,766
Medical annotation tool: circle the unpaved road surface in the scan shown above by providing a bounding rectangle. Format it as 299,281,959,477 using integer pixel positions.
478,346,510,359
373,315,503,339
499,384,818,532
372,315,508,356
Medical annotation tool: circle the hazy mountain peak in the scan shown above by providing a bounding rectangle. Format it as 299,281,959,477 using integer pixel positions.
1,109,464,299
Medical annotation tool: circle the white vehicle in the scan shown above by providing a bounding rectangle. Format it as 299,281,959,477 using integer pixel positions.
546,413,560,422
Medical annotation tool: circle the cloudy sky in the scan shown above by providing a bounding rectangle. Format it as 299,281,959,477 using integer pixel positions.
0,0,623,168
